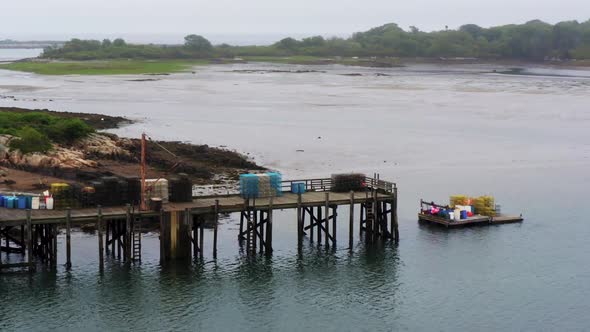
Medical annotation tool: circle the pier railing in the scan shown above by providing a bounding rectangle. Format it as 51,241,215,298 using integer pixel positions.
193,176,396,198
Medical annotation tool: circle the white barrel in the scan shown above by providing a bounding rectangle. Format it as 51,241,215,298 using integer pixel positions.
31,197,40,210
449,211,455,220
46,197,54,210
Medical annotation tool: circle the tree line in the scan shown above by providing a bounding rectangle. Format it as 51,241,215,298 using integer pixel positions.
42,20,590,60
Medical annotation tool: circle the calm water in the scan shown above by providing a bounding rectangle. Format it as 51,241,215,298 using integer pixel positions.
0,48,43,62
1,63,590,331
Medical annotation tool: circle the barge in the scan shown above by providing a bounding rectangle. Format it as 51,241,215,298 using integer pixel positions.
418,199,523,228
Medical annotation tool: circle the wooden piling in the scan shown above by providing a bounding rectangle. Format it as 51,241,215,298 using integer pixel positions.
52,224,57,268
97,206,104,272
349,191,354,249
125,205,131,262
297,194,303,245
66,208,72,269
317,206,322,244
324,192,330,246
258,210,265,252
160,209,166,264
332,206,337,244
393,188,399,243
266,197,273,254
199,215,204,258
26,209,33,271
213,200,219,258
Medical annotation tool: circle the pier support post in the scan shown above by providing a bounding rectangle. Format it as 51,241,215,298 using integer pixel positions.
213,200,219,258
97,206,104,272
26,210,33,271
199,214,204,258
66,208,72,269
393,188,399,243
317,206,322,245
125,205,131,262
349,191,354,249
297,194,303,247
160,211,191,262
265,197,273,254
324,193,330,246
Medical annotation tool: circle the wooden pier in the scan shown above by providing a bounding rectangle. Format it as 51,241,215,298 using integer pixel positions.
0,176,398,271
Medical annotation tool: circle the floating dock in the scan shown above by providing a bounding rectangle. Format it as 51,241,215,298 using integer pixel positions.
1,176,398,272
418,213,523,228
418,199,523,228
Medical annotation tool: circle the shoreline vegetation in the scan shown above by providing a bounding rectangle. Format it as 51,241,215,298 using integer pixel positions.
1,20,590,75
0,107,264,193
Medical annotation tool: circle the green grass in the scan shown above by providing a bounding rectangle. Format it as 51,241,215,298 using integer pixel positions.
0,59,209,75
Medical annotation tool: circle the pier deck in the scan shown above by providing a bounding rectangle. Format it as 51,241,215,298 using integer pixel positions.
0,191,392,226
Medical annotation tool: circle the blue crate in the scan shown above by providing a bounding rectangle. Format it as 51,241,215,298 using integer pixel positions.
239,174,260,198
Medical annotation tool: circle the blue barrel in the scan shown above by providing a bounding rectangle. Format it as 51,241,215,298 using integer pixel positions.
17,196,27,209
0,195,4,207
6,197,15,209
460,210,468,219
26,196,33,209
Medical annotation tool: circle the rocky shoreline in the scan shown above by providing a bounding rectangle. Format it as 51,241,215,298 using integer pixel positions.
0,107,264,193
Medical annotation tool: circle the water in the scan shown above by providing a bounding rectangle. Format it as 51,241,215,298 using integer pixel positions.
1,63,590,331
0,48,43,62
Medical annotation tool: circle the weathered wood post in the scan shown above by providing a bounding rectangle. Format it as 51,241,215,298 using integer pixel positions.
332,206,337,244
317,206,322,244
125,204,131,262
97,206,104,272
52,224,57,268
257,210,265,252
159,209,165,264
213,200,219,258
66,208,72,269
266,196,273,254
199,213,204,258
349,191,354,250
324,192,330,246
393,187,399,243
297,193,303,246
26,209,33,271
105,219,110,256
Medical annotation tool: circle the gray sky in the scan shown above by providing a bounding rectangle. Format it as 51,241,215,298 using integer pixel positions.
2,0,589,44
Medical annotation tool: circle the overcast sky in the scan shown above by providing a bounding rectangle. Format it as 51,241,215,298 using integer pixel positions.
2,0,589,44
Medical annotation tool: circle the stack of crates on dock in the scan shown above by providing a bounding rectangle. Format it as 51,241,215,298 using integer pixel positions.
450,195,496,217
240,174,259,198
239,173,282,199
51,183,77,210
331,173,366,192
169,174,193,202
145,179,169,203
450,195,469,207
473,196,496,217
125,176,142,206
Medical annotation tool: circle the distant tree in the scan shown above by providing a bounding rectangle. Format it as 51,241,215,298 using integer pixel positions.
113,38,126,47
275,37,300,52
102,39,112,47
184,35,212,52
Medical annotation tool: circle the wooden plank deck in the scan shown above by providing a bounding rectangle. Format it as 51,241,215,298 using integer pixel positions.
0,191,393,226
418,213,523,228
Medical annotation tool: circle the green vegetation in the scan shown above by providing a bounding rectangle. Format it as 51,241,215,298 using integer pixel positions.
1,20,589,76
9,127,52,154
0,60,207,75
36,20,590,62
0,111,94,153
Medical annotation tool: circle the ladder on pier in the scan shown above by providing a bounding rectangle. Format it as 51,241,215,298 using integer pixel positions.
132,216,142,261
